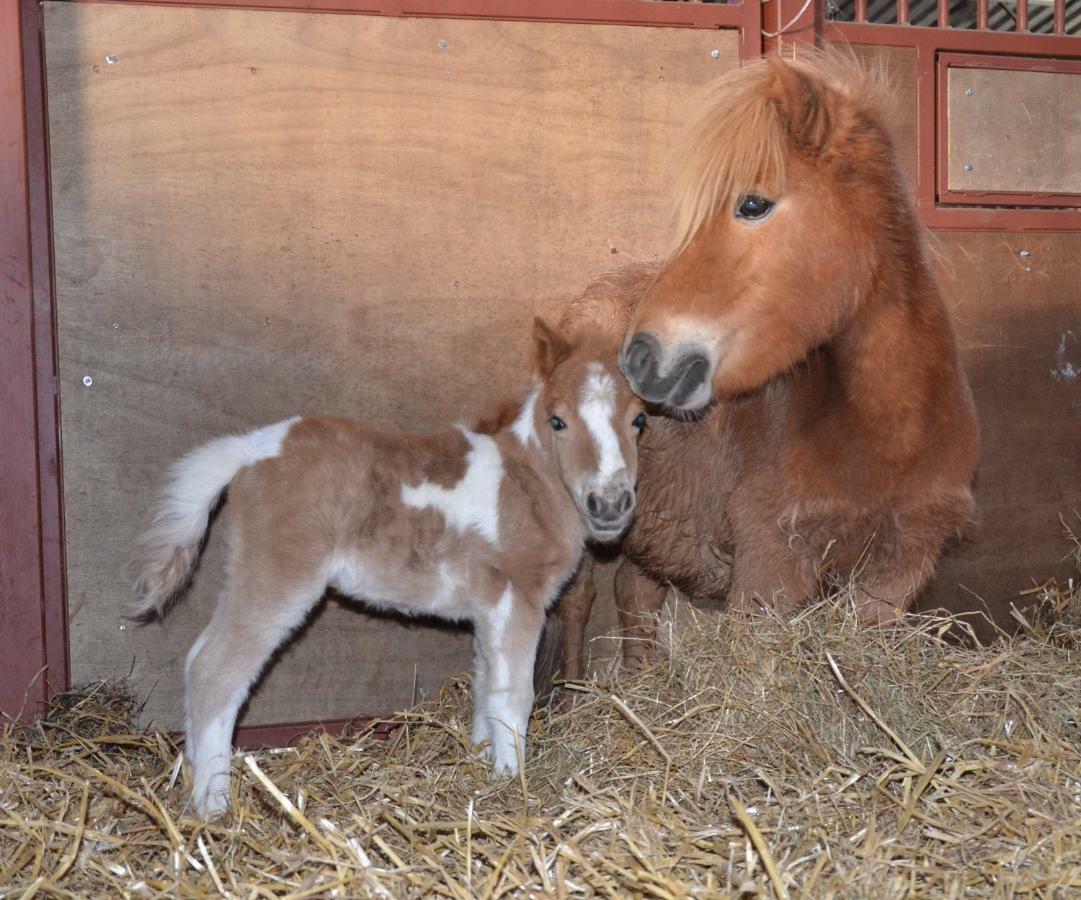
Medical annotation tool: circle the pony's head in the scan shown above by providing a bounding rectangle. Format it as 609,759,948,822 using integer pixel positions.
622,54,911,410
528,319,645,542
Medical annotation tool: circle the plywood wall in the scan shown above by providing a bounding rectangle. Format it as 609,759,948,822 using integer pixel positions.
852,46,1081,635
45,3,737,729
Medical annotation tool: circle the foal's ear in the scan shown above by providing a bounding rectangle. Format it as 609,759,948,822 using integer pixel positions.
532,317,571,378
767,58,833,155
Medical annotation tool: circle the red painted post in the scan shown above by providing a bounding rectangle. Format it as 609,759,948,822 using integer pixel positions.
976,0,988,30
1053,0,1066,34
0,0,67,724
1016,0,1029,31
897,0,911,25
762,0,818,56
855,0,868,24
938,0,950,28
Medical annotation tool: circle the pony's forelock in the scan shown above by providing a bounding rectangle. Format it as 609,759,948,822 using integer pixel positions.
672,49,892,251
673,61,787,251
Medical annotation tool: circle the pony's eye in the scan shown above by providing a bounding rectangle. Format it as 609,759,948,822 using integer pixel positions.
550,416,567,432
735,194,774,221
632,413,647,430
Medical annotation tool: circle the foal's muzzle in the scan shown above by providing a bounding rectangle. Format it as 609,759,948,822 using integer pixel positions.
621,332,712,410
583,475,635,542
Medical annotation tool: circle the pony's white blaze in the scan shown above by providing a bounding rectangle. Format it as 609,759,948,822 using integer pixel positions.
401,428,503,545
511,382,541,448
579,363,625,479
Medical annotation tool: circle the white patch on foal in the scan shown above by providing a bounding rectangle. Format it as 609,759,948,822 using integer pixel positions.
511,382,541,448
578,363,625,478
401,428,503,545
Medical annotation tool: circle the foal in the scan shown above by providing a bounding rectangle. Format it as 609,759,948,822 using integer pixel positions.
132,319,644,818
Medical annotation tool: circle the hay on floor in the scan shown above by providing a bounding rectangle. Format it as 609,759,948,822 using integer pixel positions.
2,565,1080,898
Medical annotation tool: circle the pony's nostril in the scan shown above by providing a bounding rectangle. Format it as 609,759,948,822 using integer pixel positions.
618,491,634,514
624,334,657,382
669,355,710,407
586,493,602,516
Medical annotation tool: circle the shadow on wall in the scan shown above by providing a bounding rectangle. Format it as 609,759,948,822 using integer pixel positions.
916,232,1081,641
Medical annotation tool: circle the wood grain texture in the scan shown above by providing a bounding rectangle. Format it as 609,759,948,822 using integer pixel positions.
948,68,1081,194
44,2,736,729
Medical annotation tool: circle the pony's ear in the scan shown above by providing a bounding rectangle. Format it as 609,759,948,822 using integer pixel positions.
767,58,833,155
532,317,570,378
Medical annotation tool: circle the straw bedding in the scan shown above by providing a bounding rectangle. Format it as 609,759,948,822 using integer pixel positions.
3,547,1080,898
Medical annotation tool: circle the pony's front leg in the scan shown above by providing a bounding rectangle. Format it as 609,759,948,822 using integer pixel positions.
472,587,545,777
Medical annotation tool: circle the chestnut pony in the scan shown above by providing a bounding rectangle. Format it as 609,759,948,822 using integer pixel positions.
133,320,644,817
553,54,979,676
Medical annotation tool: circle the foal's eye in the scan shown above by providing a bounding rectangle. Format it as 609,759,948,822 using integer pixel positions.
632,413,647,430
735,194,774,221
550,416,567,432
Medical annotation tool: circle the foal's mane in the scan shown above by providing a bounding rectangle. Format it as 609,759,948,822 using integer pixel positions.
673,50,890,250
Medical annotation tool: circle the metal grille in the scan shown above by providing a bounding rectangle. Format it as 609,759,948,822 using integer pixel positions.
826,0,1081,33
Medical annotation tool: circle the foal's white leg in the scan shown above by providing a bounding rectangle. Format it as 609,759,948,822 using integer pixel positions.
473,586,545,777
184,581,323,818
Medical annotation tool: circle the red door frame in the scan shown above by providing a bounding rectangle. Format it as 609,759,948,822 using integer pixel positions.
0,0,758,740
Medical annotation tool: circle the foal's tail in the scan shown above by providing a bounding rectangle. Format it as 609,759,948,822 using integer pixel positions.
130,417,300,620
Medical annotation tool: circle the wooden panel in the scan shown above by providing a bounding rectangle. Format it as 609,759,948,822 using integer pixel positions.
918,232,1081,635
948,67,1081,194
44,3,737,729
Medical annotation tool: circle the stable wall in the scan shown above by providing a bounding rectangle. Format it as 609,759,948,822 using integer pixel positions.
44,3,737,730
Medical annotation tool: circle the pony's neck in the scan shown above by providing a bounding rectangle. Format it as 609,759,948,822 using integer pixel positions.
826,248,958,461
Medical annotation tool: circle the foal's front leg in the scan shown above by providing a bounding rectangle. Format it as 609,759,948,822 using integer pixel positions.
472,586,545,776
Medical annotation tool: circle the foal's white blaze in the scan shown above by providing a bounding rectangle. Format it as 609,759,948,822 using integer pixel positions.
401,428,503,545
578,363,625,478
511,382,541,448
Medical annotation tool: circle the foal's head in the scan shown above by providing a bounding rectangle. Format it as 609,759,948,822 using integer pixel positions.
622,54,913,410
528,319,645,542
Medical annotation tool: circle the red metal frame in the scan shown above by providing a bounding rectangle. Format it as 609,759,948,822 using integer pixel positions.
936,52,1081,209
826,20,1081,230
1,0,68,726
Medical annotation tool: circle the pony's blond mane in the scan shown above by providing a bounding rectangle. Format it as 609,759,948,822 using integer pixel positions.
672,50,892,250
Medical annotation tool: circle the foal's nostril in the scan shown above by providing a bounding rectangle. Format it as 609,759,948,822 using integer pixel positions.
623,334,658,383
618,491,634,514
586,492,602,516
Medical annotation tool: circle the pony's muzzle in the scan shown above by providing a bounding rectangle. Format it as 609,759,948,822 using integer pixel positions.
621,332,711,410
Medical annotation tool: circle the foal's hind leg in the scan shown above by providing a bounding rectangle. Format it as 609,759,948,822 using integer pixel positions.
185,578,324,818
614,559,669,671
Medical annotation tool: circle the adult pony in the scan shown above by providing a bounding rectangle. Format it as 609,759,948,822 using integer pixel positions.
553,54,979,676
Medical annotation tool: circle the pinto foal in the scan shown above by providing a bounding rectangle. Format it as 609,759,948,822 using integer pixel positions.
132,320,644,818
